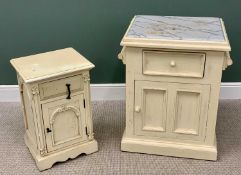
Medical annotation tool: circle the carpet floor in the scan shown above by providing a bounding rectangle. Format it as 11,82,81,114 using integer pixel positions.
0,100,241,175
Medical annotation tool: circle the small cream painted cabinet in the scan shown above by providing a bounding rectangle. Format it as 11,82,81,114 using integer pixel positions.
10,48,98,170
118,16,233,160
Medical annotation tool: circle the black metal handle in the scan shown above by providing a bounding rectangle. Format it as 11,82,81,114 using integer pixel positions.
46,128,52,133
66,83,71,99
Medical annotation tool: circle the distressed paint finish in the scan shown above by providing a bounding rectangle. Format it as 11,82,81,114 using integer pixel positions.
10,48,98,171
118,15,232,160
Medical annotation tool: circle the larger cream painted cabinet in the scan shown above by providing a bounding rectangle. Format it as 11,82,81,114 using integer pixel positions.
118,16,232,160
10,48,98,170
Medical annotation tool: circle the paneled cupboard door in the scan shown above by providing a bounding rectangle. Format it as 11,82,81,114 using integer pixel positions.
42,94,87,152
170,83,210,141
134,81,210,142
134,81,169,137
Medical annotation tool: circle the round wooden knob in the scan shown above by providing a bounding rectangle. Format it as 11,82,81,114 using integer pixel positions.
135,106,141,112
170,60,176,67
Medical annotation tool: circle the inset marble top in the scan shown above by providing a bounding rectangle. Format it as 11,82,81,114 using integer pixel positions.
126,15,226,42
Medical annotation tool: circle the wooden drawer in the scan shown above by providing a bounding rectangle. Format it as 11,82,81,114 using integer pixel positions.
39,75,84,100
142,51,206,78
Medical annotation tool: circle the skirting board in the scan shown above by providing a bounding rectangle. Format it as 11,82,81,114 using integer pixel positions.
0,83,241,102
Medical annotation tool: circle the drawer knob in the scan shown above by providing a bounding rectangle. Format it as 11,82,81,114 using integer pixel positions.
66,84,71,99
135,106,141,113
170,60,176,67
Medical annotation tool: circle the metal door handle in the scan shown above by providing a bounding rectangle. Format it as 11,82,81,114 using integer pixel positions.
66,83,71,99
46,128,52,133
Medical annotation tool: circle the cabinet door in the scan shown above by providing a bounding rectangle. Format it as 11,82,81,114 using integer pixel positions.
134,81,169,137
42,94,87,152
170,83,210,141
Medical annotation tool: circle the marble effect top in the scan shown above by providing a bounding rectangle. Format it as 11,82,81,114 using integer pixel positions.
126,16,225,42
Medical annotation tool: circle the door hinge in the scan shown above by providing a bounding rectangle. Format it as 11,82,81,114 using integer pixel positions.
85,126,88,136
83,99,86,108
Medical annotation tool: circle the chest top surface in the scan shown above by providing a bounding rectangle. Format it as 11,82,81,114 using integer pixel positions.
10,48,94,83
121,15,231,51
127,15,225,41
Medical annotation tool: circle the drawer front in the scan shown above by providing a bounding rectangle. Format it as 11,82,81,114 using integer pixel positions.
142,51,205,78
39,75,84,100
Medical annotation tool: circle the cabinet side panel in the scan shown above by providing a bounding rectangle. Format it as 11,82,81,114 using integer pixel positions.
23,84,37,147
205,52,225,145
82,71,94,140
124,47,143,137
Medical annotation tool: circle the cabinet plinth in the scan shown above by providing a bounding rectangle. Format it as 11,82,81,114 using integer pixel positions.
118,15,232,160
10,48,98,171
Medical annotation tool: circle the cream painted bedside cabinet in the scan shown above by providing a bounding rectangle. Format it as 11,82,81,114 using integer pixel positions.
118,15,233,160
10,48,98,170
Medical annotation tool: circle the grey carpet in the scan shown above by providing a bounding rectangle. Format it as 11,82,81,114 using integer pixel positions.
0,100,241,175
